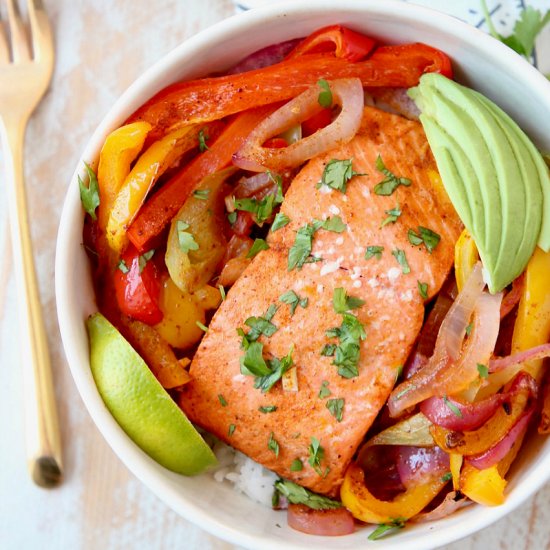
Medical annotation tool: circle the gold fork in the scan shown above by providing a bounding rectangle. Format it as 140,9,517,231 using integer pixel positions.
0,0,62,487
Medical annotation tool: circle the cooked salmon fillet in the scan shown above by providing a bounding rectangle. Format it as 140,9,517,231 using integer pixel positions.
180,106,462,495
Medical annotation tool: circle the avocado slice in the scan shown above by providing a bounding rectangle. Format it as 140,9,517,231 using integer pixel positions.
409,73,545,292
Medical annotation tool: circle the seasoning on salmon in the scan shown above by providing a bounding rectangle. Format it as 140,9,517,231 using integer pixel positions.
179,106,462,495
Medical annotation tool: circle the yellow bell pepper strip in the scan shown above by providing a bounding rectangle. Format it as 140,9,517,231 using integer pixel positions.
460,464,506,506
97,121,152,233
341,462,447,524
449,453,463,491
430,372,534,455
454,229,478,292
478,247,550,398
106,123,202,253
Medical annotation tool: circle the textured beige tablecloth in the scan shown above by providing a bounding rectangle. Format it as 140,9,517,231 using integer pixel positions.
1,1,549,548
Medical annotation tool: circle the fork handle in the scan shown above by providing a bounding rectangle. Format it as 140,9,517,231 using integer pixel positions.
1,114,63,488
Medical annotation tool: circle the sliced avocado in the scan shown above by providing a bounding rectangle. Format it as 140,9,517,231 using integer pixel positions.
409,73,545,292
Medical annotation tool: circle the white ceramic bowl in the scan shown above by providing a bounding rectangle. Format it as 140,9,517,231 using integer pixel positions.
55,1,550,548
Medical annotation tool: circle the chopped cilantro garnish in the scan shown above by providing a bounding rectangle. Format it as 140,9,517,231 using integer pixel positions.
465,322,473,337
259,405,278,413
227,211,237,225
240,341,270,377
477,363,489,379
196,320,208,333
395,384,416,400
320,344,337,357
365,245,384,260
290,459,304,472
443,395,463,418
408,226,441,253
247,238,269,258
441,472,453,483
332,287,365,313
138,249,155,273
268,432,280,457
308,437,328,477
417,281,428,299
326,312,366,379
177,221,199,254
280,290,308,315
392,248,410,274
274,479,342,510
315,215,347,233
218,394,228,407
326,398,344,422
193,188,210,200
243,304,279,342
218,284,226,301
318,380,331,398
380,203,402,227
317,78,333,108
288,223,319,270
271,212,290,232
78,162,100,220
373,155,411,195
317,158,364,193
228,424,236,436
254,346,294,393
198,128,209,152
368,518,406,541
233,181,283,226
117,259,129,274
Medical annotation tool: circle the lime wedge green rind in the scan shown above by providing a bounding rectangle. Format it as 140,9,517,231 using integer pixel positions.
409,73,547,293
87,313,217,475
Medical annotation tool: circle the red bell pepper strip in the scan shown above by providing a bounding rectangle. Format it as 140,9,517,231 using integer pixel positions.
113,245,163,325
127,44,452,142
288,24,376,61
301,108,333,137
127,104,278,252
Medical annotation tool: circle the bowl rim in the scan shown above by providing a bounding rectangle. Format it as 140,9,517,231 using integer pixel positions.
55,1,550,549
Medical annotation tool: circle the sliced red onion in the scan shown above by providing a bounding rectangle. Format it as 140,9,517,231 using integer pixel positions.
227,39,302,74
396,446,450,489
412,491,471,523
233,172,273,198
233,78,364,172
420,393,505,431
467,408,534,470
489,343,550,373
287,504,355,536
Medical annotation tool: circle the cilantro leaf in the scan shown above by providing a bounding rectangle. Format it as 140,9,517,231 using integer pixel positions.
259,405,278,413
280,290,308,315
78,162,100,220
247,238,269,258
318,380,331,398
271,212,290,232
240,341,270,377
227,211,237,225
408,226,441,253
320,344,336,357
290,459,303,472
374,155,411,195
443,395,463,418
316,215,347,233
326,312,366,379
365,245,384,260
268,432,280,457
243,304,279,342
138,249,155,273
477,363,489,379
368,518,406,541
198,128,209,152
288,223,319,270
254,347,294,393
228,424,236,436
326,398,344,422
317,78,333,108
193,189,210,200
274,479,342,510
417,280,428,299
332,287,365,313
317,159,364,193
218,394,228,407
308,437,328,477
117,259,129,274
195,320,208,332
177,221,199,254
441,472,453,482
392,248,411,274
380,203,402,227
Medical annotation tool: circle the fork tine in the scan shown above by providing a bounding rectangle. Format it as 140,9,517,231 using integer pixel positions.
26,0,52,63
0,11,10,63
6,0,31,62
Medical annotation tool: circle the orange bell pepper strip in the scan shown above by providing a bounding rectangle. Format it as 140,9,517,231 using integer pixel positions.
105,123,203,253
288,25,376,61
97,121,152,232
460,464,507,506
127,105,278,252
340,463,447,523
127,43,452,142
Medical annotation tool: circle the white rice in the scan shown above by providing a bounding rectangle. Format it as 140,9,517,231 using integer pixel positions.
205,434,278,507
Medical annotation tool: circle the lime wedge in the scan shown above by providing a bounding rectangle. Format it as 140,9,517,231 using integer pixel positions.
87,312,217,475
